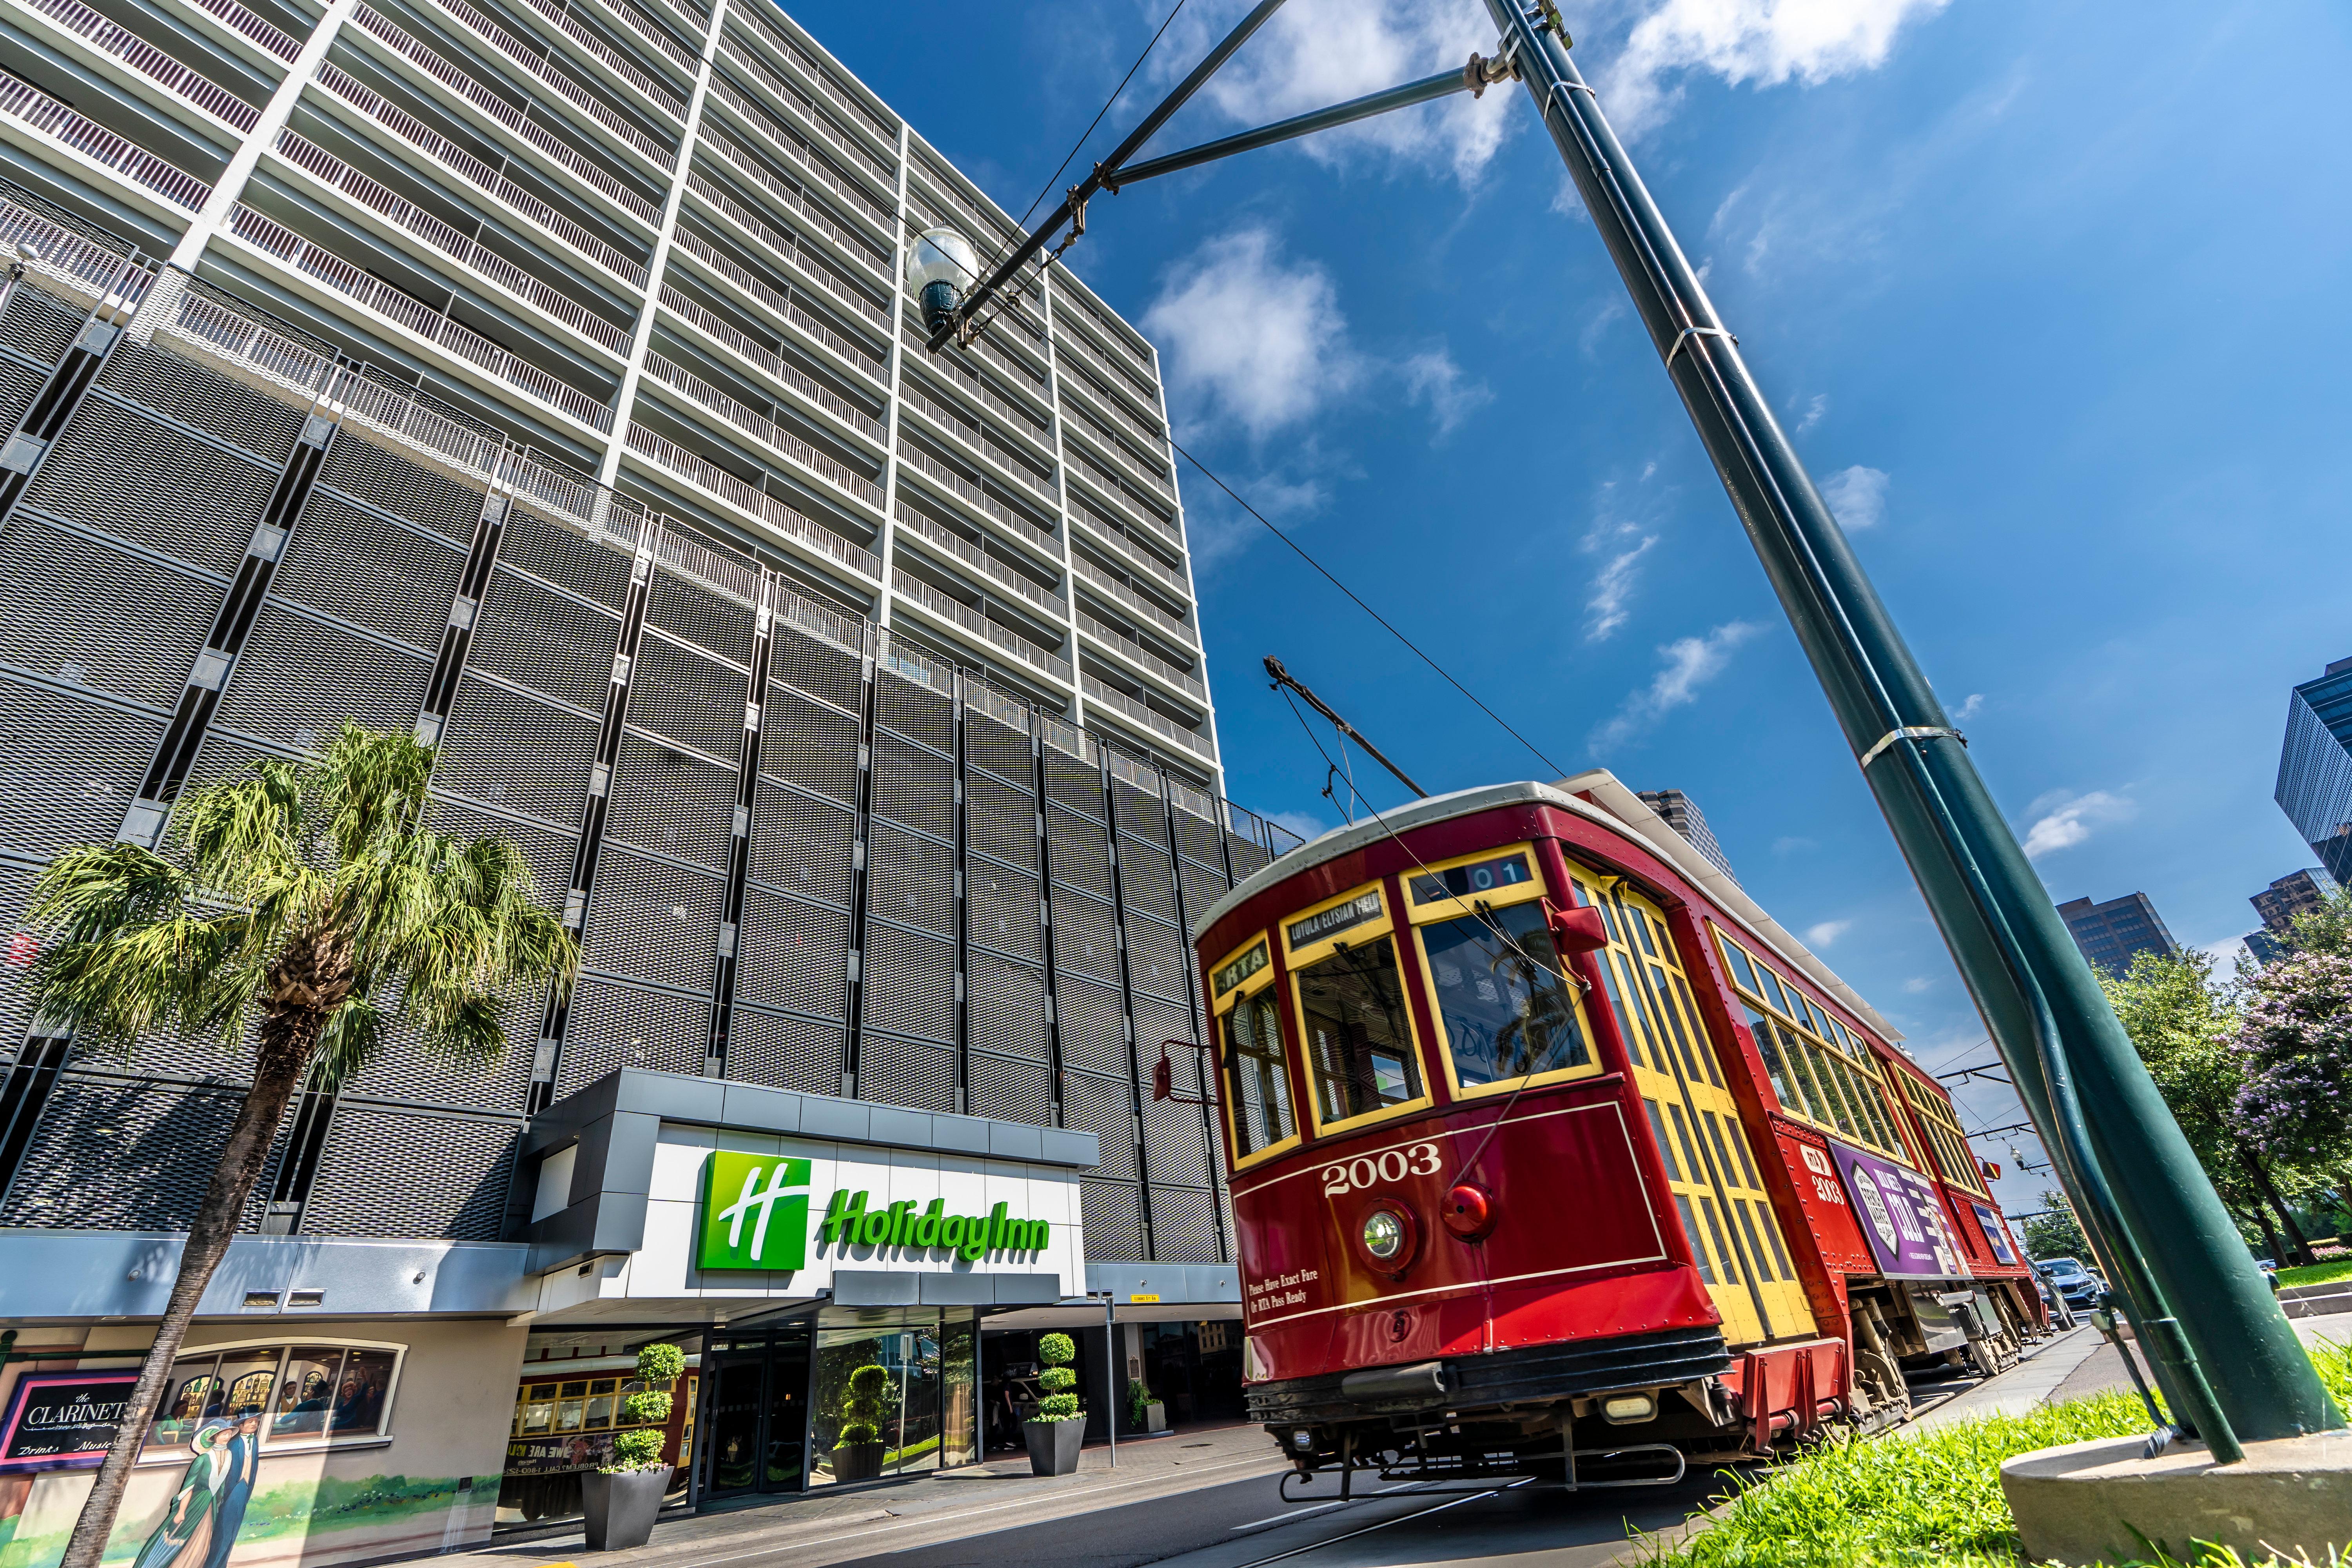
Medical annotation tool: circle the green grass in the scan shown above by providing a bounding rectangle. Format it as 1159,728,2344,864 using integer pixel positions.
1641,1342,2352,1568
2274,1256,2352,1290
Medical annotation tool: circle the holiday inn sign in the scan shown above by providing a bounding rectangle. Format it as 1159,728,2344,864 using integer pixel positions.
697,1150,1055,1272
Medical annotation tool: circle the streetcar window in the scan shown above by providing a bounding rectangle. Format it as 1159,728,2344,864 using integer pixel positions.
1666,1102,1708,1188
1643,1100,1682,1181
1673,1196,1717,1283
1699,1197,1740,1283
1294,937,1424,1127
1831,1058,1882,1149
1758,1201,1796,1279
1743,1005,1797,1109
1769,1020,1822,1121
1672,976,1720,1083
1418,903,1590,1090
1645,967,1701,1083
1617,955,1670,1067
1222,989,1296,1160
1735,1200,1778,1283
1808,1045,1860,1137
1705,1110,1757,1191
1716,933,1759,994
1625,904,1660,958
1586,887,1624,946
1595,956,1648,1069
1756,966,1793,1017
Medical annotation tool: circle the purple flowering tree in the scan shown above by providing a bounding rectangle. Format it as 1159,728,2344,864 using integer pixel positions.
2236,947,2352,1203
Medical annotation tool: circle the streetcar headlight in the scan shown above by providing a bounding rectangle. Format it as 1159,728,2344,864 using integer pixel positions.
1601,1392,1657,1425
1362,1209,1405,1260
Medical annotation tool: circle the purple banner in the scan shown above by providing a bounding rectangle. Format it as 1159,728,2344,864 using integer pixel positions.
1828,1142,1967,1279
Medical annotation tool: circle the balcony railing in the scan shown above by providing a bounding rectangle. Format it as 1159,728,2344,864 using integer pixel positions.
411,0,673,168
177,0,300,62
1067,446,1177,538
681,172,881,327
626,422,879,579
225,204,617,431
657,283,881,441
1058,295,1156,379
1053,321,1160,408
347,7,662,225
906,295,1047,393
1067,498,1188,601
276,130,634,356
0,196,154,306
626,421,878,578
697,129,887,276
1063,413,1173,501
568,0,700,76
1081,676,1213,760
0,71,211,210
911,348,1049,448
642,351,882,508
314,64,647,287
895,437,1058,551
715,36,889,188
668,226,882,388
1055,354,1165,452
729,2,896,149
501,0,686,121
892,498,1064,619
893,569,1071,684
1071,555,1196,648
700,74,888,231
898,381,1057,506
1076,607,1202,701
20,0,260,129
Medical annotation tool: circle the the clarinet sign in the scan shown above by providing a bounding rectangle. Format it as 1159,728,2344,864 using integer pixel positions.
0,1369,139,1471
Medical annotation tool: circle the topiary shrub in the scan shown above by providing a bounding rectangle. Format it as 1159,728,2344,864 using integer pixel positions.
603,1341,683,1472
838,1363,889,1448
1034,1334,1082,1423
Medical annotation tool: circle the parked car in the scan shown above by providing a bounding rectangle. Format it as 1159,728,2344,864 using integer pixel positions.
2034,1257,2105,1310
2255,1258,2281,1293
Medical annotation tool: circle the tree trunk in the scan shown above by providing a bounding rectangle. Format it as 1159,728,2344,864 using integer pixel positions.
57,1003,322,1568
2239,1149,2317,1266
2237,1199,2287,1274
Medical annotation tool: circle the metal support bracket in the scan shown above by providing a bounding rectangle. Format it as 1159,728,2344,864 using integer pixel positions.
1857,725,1966,771
1664,325,1737,366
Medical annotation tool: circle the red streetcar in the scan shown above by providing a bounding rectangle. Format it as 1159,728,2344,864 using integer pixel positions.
1188,773,2046,1491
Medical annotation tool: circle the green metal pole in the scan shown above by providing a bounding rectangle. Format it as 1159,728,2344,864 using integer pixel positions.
1481,0,2336,1443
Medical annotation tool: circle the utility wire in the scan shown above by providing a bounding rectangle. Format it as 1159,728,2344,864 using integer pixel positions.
1172,437,1570,782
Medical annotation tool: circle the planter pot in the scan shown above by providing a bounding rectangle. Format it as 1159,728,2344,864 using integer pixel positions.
581,1465,671,1552
1145,1401,1169,1435
1024,1416,1083,1475
832,1440,888,1483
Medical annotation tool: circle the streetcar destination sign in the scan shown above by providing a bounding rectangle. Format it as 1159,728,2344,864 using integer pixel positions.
1286,891,1383,949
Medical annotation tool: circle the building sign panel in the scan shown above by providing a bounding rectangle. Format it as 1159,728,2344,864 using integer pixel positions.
699,1152,811,1272
1971,1202,2020,1265
1827,1142,1966,1279
0,1371,137,1471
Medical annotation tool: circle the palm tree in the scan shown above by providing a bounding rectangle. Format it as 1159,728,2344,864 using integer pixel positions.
22,724,575,1568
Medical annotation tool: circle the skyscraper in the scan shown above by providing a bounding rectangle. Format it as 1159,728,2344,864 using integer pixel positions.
1637,787,1738,884
2241,867,2337,967
2056,892,2180,978
2276,657,2352,886
0,0,1288,1538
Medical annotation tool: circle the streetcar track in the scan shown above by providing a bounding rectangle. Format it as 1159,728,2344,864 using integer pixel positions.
1223,1479,1534,1568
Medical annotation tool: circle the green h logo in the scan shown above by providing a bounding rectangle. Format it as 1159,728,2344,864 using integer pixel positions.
698,1151,811,1271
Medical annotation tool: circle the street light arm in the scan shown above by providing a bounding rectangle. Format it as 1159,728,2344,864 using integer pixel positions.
927,0,1292,352
1105,67,1479,191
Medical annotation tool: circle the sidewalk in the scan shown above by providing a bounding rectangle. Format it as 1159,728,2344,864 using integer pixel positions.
404,1421,1287,1568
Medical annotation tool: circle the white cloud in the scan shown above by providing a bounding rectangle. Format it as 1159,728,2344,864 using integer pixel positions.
1580,298,1628,360
1773,835,1816,855
1902,976,1934,994
1952,692,1984,721
2198,937,2251,984
1582,527,1657,643
1596,0,1953,140
1821,464,1891,530
1401,348,1492,438
1144,228,1357,439
1591,621,1766,750
1152,0,1510,183
2020,789,2134,859
1806,919,1853,947
1793,393,1828,434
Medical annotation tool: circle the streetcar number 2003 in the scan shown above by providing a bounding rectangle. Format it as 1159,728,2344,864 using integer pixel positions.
1321,1144,1441,1195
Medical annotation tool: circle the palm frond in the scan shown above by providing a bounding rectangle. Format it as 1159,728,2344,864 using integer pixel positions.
312,722,433,866
27,843,192,942
178,758,306,894
314,989,384,1084
29,912,256,1054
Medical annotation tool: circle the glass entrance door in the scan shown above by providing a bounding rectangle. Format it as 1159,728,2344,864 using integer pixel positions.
697,1321,813,1501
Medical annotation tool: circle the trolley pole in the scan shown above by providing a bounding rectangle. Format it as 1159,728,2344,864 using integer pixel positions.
1483,0,2335,1444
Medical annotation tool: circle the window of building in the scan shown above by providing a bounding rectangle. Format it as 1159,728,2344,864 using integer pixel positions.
146,1341,402,1456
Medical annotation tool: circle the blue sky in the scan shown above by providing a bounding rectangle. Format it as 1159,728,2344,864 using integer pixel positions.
799,0,2352,1214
